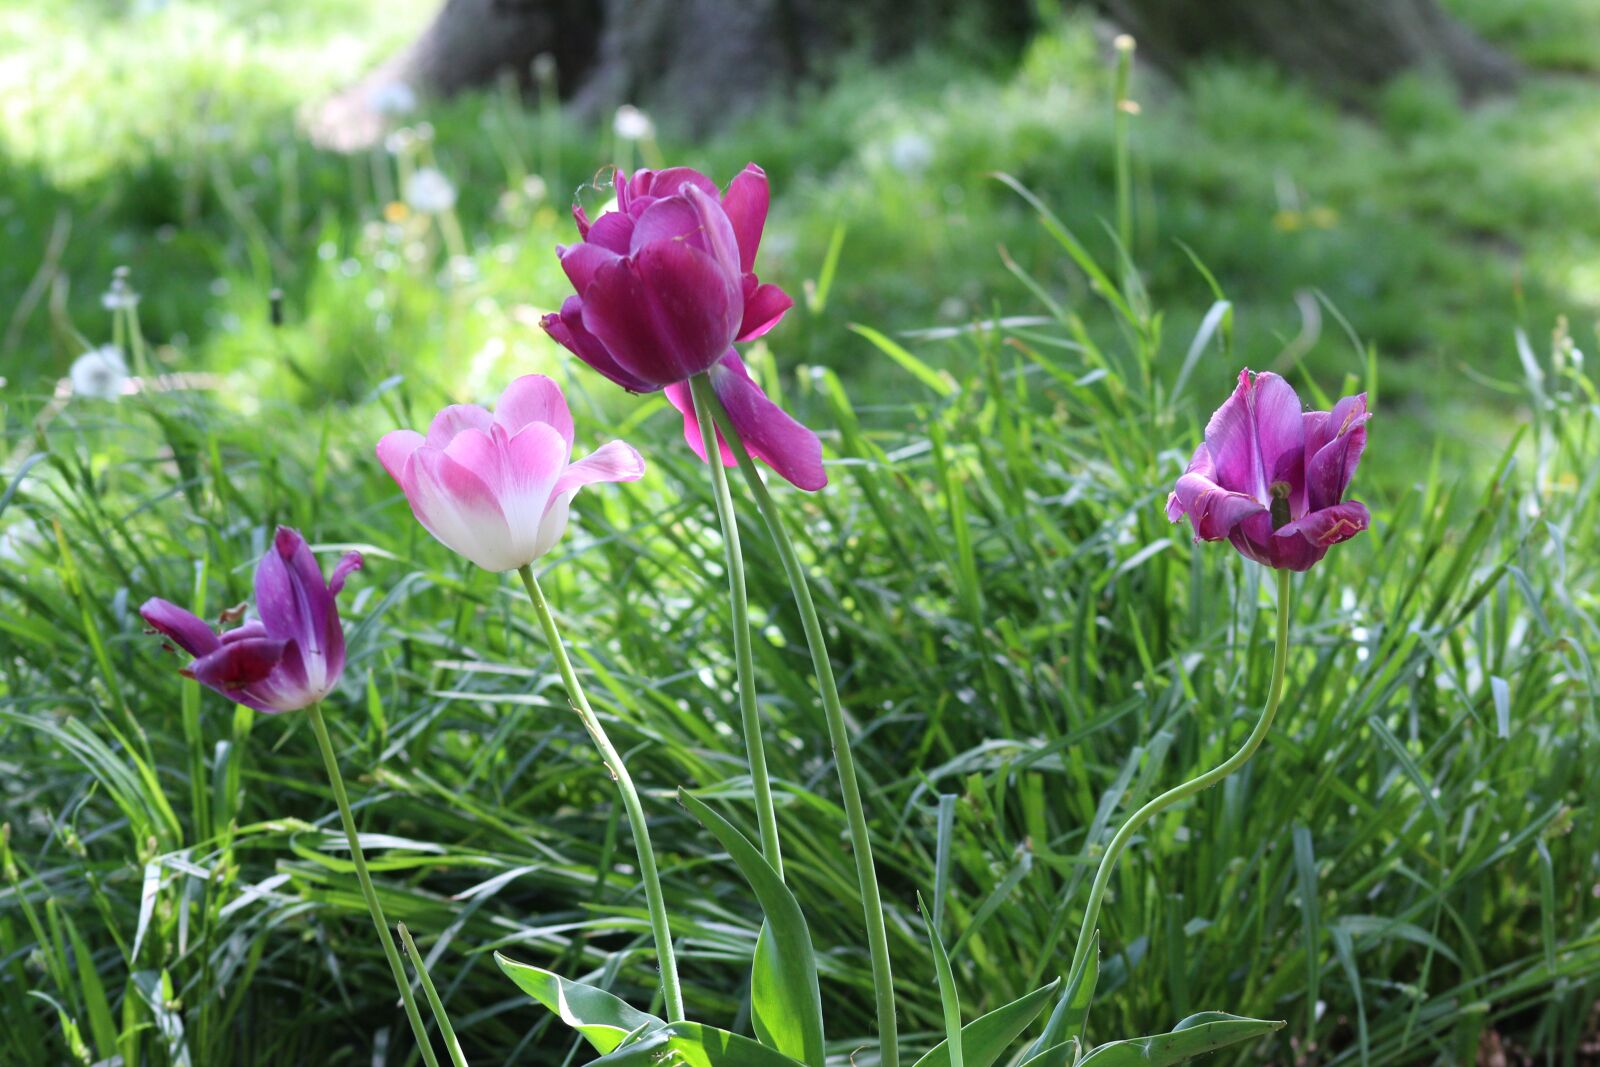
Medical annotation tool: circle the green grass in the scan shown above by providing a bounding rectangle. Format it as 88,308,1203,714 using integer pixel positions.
2,2,1599,1065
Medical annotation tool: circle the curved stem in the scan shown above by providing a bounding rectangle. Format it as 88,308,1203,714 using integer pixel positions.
398,923,469,1067
305,703,444,1067
517,566,685,1022
688,372,783,878
699,390,899,1067
1065,568,1293,982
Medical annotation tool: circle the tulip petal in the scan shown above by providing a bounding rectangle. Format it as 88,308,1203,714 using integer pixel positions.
1168,452,1269,543
219,621,269,645
530,489,575,559
188,635,291,711
377,430,425,484
1303,395,1369,513
584,245,740,386
585,211,635,254
682,184,743,280
493,374,575,449
256,528,340,670
408,447,514,571
553,439,645,498
425,404,494,449
736,278,794,342
711,353,826,491
559,242,622,293
721,163,770,274
329,552,363,597
140,598,219,658
629,196,704,251
1275,500,1370,552
1204,369,1305,504
541,298,657,394
630,167,719,202
499,422,568,563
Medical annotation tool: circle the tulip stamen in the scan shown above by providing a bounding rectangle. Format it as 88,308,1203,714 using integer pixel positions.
1269,480,1292,530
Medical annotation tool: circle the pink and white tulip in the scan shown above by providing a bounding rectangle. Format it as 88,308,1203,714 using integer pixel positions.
377,375,643,572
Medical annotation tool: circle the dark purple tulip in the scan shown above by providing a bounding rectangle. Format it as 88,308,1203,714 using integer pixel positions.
1166,369,1370,571
141,527,362,713
542,163,825,491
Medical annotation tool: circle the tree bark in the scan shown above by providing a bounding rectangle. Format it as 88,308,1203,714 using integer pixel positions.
1094,0,1518,101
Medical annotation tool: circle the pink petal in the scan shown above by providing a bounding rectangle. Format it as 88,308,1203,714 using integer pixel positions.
1169,467,1269,542
721,163,770,274
682,184,743,280
1304,395,1369,513
441,427,505,496
498,422,568,554
553,439,645,498
140,598,219,658
407,447,514,571
377,430,425,484
629,167,719,202
329,553,363,597
425,404,494,449
493,374,574,449
188,635,301,712
664,379,735,466
585,211,635,255
736,278,794,342
1275,500,1371,552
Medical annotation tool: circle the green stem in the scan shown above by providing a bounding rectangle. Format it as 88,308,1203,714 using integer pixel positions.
398,923,469,1067
688,373,783,878
699,390,899,1067
516,565,685,1022
305,703,443,1067
1065,569,1293,982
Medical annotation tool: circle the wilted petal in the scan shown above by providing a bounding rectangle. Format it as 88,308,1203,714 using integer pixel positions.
494,374,575,448
736,278,794,342
721,163,770,274
140,598,219,658
1169,468,1267,542
709,353,826,491
1275,501,1370,555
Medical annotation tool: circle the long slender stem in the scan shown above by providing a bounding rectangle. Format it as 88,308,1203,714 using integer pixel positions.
516,565,685,1022
398,923,469,1067
1065,568,1293,982
305,703,444,1067
699,391,899,1067
688,372,783,877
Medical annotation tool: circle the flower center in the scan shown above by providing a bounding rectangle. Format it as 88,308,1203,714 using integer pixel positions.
1269,480,1292,530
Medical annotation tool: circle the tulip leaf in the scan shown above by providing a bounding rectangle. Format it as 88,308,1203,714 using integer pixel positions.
494,953,663,1054
1076,1012,1285,1066
1017,1040,1080,1067
910,977,1061,1067
588,1021,811,1067
1022,930,1100,1063
679,790,825,1067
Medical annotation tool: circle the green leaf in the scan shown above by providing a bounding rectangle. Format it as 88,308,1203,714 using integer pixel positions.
590,1021,811,1067
1017,1040,1080,1067
679,790,825,1067
911,977,1060,1067
1076,1012,1284,1066
494,953,663,1054
1024,930,1099,1062
919,892,964,1067
848,323,957,396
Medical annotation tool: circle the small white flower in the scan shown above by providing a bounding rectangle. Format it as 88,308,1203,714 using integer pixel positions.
613,104,655,142
405,167,457,214
101,281,140,311
70,345,129,400
887,131,934,175
370,80,418,117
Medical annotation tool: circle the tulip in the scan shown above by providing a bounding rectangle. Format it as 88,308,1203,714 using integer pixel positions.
376,374,643,571
1166,369,1370,571
541,163,825,491
141,527,361,713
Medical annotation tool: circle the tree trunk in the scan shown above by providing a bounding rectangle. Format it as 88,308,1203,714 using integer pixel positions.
1094,0,1518,101
308,0,1036,150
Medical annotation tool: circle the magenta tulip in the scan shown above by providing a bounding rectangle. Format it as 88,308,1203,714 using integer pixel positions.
1166,369,1370,571
376,375,644,572
541,163,825,491
141,527,361,713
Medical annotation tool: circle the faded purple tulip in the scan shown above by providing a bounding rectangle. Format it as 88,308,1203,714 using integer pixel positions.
1166,369,1370,571
541,163,825,491
141,528,361,713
